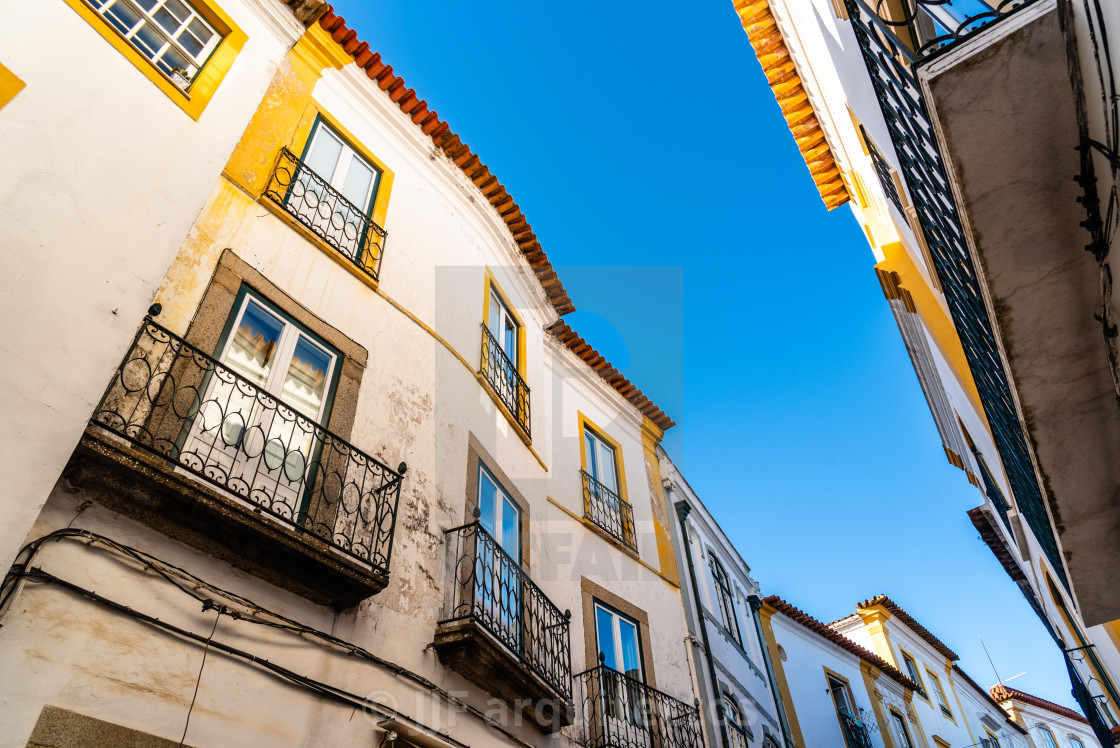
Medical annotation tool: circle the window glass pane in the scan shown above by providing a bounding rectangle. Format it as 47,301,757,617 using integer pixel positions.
153,0,189,33
477,467,497,537
157,46,190,76
187,18,214,47
226,300,284,387
829,678,852,715
177,28,205,58
598,437,618,493
305,126,344,184
105,2,143,35
585,432,598,477
133,24,166,58
596,606,617,668
488,290,502,338
892,713,914,748
339,155,375,209
500,495,519,562
1040,730,1059,748
135,0,158,11
280,335,333,419
619,618,641,680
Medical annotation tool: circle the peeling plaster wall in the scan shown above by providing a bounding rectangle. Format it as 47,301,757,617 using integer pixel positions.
0,0,304,574
0,2,697,745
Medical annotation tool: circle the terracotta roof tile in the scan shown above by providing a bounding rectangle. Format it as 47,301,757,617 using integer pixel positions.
732,0,850,211
310,6,576,315
968,507,1029,584
950,667,1028,734
857,595,960,661
764,595,918,691
546,321,675,431
991,684,1091,726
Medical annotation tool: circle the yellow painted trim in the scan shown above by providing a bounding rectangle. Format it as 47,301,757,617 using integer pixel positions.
578,411,629,505
925,668,957,724
0,61,25,110
758,603,806,748
60,0,246,120
933,737,950,748
545,496,677,586
897,646,930,704
859,662,896,748
297,105,395,233
859,606,899,668
288,22,352,75
639,415,679,585
876,240,987,426
823,666,866,745
482,268,527,373
902,689,929,747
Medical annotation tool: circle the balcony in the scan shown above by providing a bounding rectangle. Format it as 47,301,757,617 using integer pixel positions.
433,520,573,732
263,146,388,282
479,323,530,436
573,663,703,748
845,0,1105,613
838,712,874,748
69,315,405,608
581,470,636,552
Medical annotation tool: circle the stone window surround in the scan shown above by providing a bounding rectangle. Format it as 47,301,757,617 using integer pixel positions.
183,249,367,441
462,431,532,568
580,576,657,688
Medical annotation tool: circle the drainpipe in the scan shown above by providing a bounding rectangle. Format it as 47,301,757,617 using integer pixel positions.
674,499,730,748
748,593,795,748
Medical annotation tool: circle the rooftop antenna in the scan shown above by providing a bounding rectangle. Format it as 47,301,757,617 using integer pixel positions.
989,671,1028,690
980,636,1004,686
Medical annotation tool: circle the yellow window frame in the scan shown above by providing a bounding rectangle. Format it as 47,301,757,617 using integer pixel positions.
61,0,246,120
0,61,25,111
898,647,929,703
578,412,628,506
480,269,526,374
288,105,395,236
925,668,955,721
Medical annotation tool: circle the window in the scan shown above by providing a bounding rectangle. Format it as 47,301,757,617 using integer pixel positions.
723,698,749,748
83,0,222,86
181,289,340,515
827,675,870,748
475,465,521,633
982,730,1002,748
926,670,953,718
900,651,927,700
595,602,646,729
710,555,742,646
286,118,385,273
890,710,916,748
1070,737,1086,748
580,418,634,550
1038,728,1059,748
477,275,528,434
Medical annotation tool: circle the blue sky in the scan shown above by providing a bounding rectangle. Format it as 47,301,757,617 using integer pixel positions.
327,0,1078,711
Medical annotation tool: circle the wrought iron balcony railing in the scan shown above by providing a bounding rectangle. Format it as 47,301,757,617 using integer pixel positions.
844,0,1070,591
263,146,388,282
838,711,874,748
581,470,636,552
440,520,572,701
848,0,1043,65
479,324,530,436
574,662,703,748
93,316,405,573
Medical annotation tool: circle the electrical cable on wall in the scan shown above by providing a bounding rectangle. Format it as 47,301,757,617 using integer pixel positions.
1,529,539,748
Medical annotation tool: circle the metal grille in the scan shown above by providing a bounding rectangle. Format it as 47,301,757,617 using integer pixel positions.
440,521,572,701
844,0,1069,590
581,470,636,552
574,664,703,748
93,316,405,573
263,147,388,282
839,712,875,748
862,125,906,215
480,324,530,435
1066,651,1118,747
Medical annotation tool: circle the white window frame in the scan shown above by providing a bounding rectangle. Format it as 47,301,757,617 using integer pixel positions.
85,0,222,84
584,427,620,494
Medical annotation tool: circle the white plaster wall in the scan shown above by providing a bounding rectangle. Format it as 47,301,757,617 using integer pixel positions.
0,2,697,744
772,614,892,748
0,0,304,573
1007,699,1099,748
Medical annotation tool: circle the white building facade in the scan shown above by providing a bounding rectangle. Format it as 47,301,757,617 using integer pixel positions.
0,2,704,746
733,0,1120,740
661,450,789,748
